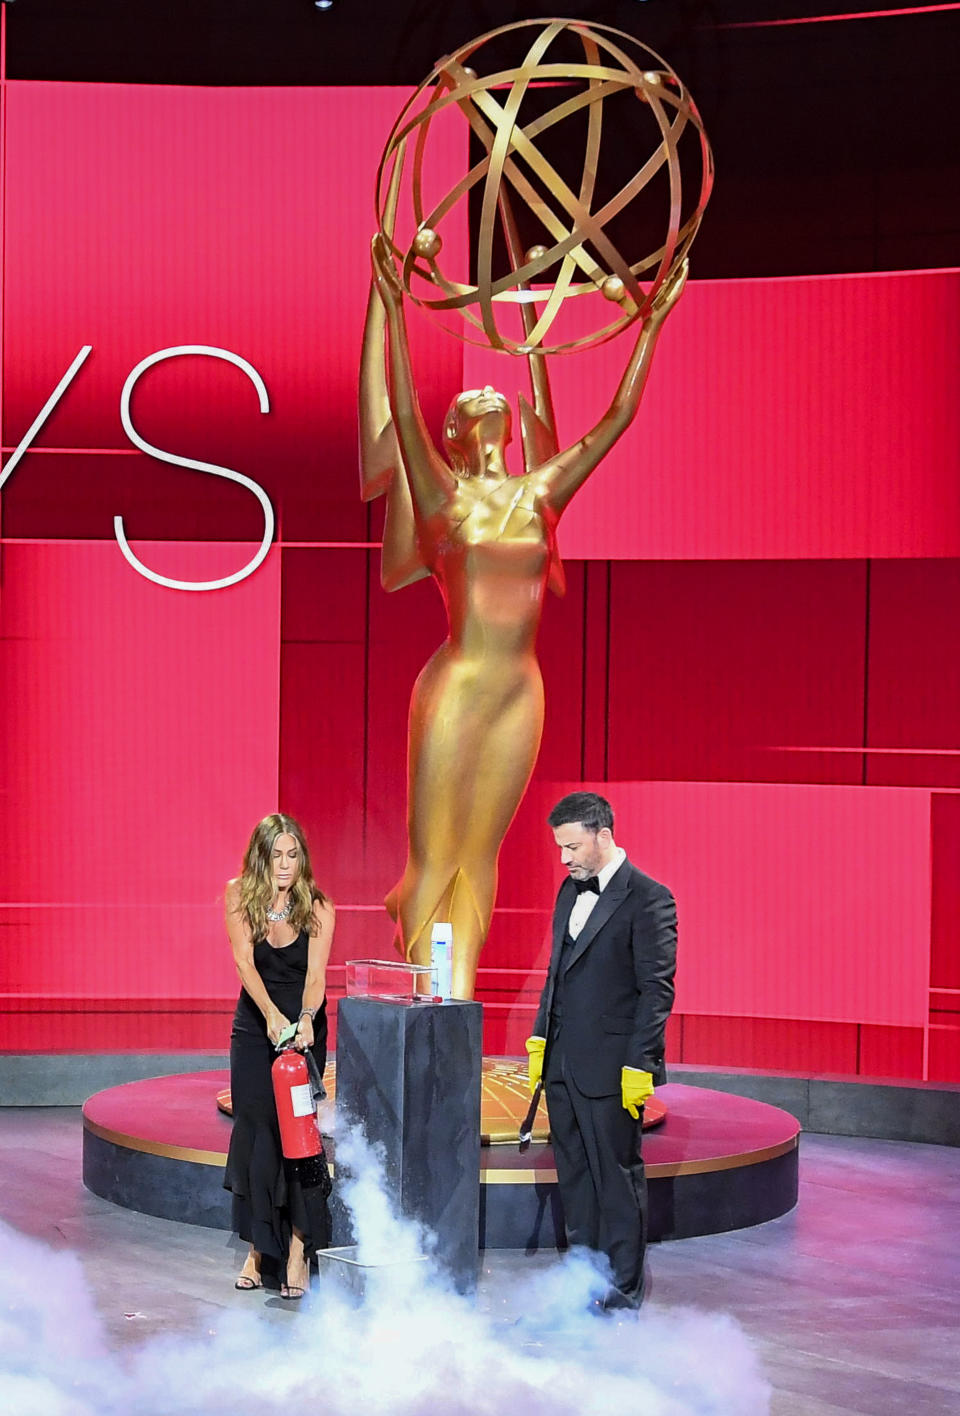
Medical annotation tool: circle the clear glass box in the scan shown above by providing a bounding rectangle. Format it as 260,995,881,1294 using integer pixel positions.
344,958,433,1003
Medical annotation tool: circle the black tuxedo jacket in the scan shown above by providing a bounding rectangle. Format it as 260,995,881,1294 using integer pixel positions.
533,857,677,1097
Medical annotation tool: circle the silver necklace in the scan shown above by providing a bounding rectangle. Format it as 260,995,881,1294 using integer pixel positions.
266,898,293,923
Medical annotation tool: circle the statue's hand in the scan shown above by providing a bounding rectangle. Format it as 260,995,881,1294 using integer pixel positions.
647,257,688,327
371,233,404,309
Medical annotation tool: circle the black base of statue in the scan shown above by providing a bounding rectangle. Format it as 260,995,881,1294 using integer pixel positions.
334,995,483,1291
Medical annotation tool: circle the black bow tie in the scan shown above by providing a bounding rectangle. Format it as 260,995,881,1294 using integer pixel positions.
573,876,601,895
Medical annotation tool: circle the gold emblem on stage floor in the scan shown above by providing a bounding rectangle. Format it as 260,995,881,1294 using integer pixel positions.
219,1059,663,1145
216,1059,548,1142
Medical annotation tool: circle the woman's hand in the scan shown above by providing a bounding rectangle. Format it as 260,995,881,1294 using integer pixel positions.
265,1010,292,1046
294,1014,315,1052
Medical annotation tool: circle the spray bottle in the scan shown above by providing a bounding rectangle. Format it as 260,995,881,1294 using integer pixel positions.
429,921,453,1000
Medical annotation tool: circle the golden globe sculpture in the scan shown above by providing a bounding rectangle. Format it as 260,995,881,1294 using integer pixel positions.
375,16,713,355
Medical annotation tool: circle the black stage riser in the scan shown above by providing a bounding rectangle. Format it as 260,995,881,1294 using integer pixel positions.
83,1130,798,1247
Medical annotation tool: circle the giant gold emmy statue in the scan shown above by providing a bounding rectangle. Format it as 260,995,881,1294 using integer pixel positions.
360,19,712,999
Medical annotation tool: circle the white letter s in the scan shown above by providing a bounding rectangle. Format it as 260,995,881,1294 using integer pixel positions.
116,345,274,591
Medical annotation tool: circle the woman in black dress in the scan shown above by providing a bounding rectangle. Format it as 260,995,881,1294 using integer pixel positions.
223,813,335,1298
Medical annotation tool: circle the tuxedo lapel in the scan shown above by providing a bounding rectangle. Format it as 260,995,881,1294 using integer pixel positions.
549,879,575,973
562,859,633,972
541,877,577,1023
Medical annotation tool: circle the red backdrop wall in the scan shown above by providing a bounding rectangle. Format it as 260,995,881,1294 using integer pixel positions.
1,78,958,1082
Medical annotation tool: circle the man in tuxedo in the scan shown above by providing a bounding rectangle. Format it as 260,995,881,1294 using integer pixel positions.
526,791,677,1310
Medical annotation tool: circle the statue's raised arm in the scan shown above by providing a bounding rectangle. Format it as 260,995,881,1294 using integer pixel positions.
358,251,401,503
535,260,688,515
358,237,454,590
366,236,455,520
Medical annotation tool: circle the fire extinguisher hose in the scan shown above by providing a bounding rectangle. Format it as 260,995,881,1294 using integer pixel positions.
303,1045,328,1104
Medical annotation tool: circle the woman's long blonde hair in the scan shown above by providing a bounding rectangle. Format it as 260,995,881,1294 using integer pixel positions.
237,813,325,943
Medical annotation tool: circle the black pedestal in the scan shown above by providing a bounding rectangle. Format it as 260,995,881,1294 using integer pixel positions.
334,996,482,1290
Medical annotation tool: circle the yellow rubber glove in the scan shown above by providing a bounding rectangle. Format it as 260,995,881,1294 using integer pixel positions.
525,1036,546,1094
621,1067,654,1119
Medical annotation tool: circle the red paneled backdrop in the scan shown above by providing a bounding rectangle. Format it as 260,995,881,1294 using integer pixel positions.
1,79,958,1081
464,269,960,560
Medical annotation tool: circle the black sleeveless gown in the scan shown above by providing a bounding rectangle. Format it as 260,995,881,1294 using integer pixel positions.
223,929,330,1262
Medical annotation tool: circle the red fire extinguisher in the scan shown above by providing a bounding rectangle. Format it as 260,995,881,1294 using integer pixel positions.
272,1045,326,1160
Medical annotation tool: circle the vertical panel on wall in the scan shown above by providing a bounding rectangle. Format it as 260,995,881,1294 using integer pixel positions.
931,793,960,992
508,779,931,1030
867,560,960,787
363,561,448,912
278,548,367,902
664,1012,683,1066
928,1020,960,1084
580,561,610,781
607,561,867,784
464,271,960,560
281,546,367,645
533,560,587,782
682,1016,860,1074
0,542,280,1035
858,1025,925,1080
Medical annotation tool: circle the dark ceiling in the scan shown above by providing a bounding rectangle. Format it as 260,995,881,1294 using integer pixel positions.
4,1,959,277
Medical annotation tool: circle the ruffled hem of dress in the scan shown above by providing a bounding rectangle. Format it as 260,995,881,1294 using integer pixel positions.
224,1116,330,1261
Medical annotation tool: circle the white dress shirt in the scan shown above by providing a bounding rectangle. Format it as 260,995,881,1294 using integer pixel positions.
567,846,626,940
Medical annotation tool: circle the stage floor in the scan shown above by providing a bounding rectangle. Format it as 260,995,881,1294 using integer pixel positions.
10,1109,960,1415
82,1068,799,1244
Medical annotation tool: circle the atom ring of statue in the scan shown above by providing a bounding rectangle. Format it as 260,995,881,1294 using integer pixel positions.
360,18,712,998
376,17,713,355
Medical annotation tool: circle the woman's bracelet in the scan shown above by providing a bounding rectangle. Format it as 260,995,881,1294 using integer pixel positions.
298,1007,317,1023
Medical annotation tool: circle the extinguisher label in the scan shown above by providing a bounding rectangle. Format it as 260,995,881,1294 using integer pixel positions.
289,1083,315,1118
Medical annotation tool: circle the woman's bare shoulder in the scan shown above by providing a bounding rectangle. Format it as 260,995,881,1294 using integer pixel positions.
225,878,242,908
313,892,335,920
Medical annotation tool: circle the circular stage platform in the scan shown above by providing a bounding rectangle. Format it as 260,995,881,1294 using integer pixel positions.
82,1069,799,1246
212,1057,668,1141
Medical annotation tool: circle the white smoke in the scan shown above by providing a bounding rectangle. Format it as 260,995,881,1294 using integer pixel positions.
0,1124,770,1416
333,1122,433,1269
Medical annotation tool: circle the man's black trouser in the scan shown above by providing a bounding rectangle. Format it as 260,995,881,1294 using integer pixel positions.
545,1037,647,1305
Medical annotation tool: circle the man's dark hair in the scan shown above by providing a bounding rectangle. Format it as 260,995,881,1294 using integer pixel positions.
547,791,614,835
